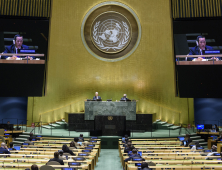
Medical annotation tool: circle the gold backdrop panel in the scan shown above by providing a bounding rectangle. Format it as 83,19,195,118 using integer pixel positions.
27,0,194,125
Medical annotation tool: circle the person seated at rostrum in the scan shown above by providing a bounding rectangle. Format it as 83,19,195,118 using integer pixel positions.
62,144,75,155
0,142,10,154
48,151,64,165
141,162,150,170
70,141,77,149
124,149,144,162
58,150,66,160
120,94,129,101
93,92,101,100
205,145,218,160
79,134,84,142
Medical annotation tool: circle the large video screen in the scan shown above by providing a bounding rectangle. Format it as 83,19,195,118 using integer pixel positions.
0,16,49,96
173,18,222,98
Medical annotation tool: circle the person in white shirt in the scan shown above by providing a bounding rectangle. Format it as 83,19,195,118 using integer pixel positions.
205,145,218,159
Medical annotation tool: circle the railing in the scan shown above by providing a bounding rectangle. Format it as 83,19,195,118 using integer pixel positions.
1,118,28,131
28,121,191,138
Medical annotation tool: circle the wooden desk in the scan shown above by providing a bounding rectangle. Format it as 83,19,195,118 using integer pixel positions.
197,132,220,135
0,59,45,64
208,139,217,149
4,130,24,134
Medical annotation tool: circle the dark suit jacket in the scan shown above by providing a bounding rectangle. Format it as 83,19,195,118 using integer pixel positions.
79,137,84,142
124,154,144,162
48,157,64,165
93,96,101,100
120,97,128,101
142,168,150,170
183,138,192,147
2,44,30,59
63,149,75,155
188,45,214,61
0,147,11,154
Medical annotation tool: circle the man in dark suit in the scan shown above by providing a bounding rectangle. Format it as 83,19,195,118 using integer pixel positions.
93,92,101,100
124,149,144,162
48,152,64,165
1,34,34,60
120,94,129,101
0,142,11,154
188,36,215,61
141,162,150,170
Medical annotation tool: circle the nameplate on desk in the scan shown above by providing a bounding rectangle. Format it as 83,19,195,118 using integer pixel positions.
105,125,116,129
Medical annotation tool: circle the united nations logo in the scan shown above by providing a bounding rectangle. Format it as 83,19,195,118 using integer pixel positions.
81,1,141,62
108,116,113,120
91,12,131,53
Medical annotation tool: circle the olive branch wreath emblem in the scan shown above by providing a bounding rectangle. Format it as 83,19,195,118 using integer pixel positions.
93,21,130,51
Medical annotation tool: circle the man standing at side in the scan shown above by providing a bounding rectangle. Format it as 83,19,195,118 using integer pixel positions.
188,36,214,61
0,142,11,154
93,92,102,100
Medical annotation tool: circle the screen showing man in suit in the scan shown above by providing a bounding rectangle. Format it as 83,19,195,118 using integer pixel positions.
93,92,101,100
188,36,216,61
2,34,34,60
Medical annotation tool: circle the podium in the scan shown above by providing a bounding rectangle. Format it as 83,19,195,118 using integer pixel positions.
84,101,136,120
94,115,126,136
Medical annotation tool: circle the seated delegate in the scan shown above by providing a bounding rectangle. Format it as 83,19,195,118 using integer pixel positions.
48,151,64,165
124,149,144,162
0,142,10,154
1,34,34,60
188,36,219,61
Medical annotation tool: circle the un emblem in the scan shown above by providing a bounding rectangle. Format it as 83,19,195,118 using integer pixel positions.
91,12,131,53
108,116,113,120
81,1,141,62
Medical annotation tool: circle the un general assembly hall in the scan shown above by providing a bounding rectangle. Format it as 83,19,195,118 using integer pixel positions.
1,0,222,170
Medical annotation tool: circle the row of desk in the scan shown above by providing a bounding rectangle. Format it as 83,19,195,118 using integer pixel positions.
118,138,222,170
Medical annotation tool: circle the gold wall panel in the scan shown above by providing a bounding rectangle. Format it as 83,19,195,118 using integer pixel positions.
27,0,194,125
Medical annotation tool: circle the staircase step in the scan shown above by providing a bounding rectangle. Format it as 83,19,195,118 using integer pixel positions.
23,132,31,135
55,121,66,125
157,121,167,125
190,136,201,139
199,142,208,145
156,119,161,122
42,125,55,129
49,124,60,127
162,124,174,127
180,133,197,136
13,141,24,144
169,126,181,130
15,138,27,141
19,135,30,138
193,139,205,142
